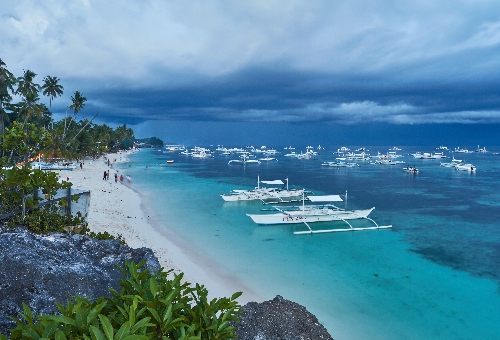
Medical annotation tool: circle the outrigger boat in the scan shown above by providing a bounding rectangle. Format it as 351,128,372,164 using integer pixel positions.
221,176,304,203
246,192,392,235
228,153,260,165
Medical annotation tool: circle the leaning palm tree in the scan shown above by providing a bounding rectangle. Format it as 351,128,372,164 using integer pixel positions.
42,75,63,124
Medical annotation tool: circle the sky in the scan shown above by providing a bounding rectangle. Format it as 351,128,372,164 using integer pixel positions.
1,0,500,146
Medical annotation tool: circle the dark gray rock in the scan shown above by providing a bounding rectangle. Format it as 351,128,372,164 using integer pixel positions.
0,228,160,335
233,295,333,340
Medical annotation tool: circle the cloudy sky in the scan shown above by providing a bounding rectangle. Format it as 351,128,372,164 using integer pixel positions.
2,0,500,145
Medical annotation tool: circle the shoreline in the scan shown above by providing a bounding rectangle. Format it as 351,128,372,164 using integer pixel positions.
68,150,261,304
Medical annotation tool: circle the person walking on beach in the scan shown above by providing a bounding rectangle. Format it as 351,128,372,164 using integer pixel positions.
114,173,118,183
103,171,107,180
120,174,123,182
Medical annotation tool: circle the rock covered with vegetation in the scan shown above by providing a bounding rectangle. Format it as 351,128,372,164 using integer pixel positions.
0,228,160,335
232,295,333,340
0,228,333,339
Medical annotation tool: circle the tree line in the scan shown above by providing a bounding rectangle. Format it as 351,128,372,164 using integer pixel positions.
0,58,135,165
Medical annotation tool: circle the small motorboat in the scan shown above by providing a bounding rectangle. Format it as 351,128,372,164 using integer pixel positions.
403,166,419,174
166,160,174,164
455,163,476,172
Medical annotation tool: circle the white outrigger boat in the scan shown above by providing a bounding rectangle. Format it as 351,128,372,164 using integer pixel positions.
221,176,304,203
228,153,260,165
246,193,392,235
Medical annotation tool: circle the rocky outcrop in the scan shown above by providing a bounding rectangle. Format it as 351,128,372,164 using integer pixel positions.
232,295,333,340
0,228,160,335
0,229,333,339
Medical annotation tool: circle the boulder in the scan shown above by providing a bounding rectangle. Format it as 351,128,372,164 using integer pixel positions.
233,295,333,340
0,228,160,335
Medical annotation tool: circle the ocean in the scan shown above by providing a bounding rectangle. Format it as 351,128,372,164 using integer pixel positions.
117,146,500,340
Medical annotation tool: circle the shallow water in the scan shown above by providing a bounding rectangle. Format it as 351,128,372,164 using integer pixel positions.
118,146,500,340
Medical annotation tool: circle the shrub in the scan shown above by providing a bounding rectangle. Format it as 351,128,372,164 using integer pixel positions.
2,261,242,340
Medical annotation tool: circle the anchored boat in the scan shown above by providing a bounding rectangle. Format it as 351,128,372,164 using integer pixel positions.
246,192,392,235
221,176,304,203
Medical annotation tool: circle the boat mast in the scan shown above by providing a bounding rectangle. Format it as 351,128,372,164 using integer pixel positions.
345,190,347,211
286,177,289,191
257,174,260,189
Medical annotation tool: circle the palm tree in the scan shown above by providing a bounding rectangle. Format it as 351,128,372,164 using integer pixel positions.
16,69,40,98
69,91,87,116
18,91,44,125
0,59,16,153
62,91,87,141
42,75,63,124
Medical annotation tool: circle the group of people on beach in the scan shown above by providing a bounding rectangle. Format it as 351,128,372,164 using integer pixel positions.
102,157,131,183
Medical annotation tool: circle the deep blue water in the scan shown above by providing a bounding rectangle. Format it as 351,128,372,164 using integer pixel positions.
117,146,500,340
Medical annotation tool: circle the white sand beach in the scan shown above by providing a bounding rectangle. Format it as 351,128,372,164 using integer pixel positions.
66,150,261,304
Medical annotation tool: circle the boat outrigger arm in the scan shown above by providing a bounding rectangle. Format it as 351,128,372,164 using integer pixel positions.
294,193,392,235
294,216,392,235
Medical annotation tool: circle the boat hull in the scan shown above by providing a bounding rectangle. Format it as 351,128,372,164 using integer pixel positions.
221,190,304,202
247,207,375,225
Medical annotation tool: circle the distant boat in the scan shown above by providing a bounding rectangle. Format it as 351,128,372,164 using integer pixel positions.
475,145,487,153
403,166,419,174
166,160,174,164
228,153,260,165
259,157,277,162
454,147,469,153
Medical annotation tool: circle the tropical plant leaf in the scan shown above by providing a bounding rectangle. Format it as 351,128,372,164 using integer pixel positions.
90,325,107,340
54,330,68,340
98,314,114,340
114,321,131,340
87,301,107,325
41,321,59,338
130,317,153,334
47,315,77,327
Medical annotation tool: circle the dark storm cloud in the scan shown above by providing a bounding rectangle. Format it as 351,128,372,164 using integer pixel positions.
2,0,500,127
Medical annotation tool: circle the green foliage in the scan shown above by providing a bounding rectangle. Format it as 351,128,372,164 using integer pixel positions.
4,261,242,340
1,122,52,165
7,205,87,235
135,137,163,148
0,122,85,233
83,230,127,245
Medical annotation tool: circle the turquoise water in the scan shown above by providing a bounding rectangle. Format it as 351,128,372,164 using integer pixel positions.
117,147,500,340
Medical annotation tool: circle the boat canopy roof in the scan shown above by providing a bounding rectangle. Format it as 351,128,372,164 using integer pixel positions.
308,195,343,202
261,180,284,185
